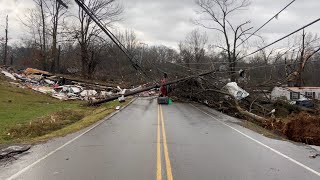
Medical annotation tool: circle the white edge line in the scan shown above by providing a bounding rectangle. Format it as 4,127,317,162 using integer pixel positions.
6,98,137,180
190,103,320,177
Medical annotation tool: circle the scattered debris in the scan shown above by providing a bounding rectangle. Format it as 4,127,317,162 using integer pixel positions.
80,90,97,97
115,106,121,110
0,145,31,160
309,154,320,159
24,68,51,76
1,70,16,81
0,66,145,102
118,95,126,103
222,82,249,100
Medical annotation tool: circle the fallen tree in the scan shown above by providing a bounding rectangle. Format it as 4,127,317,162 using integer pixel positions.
89,70,216,106
170,75,320,146
170,77,266,123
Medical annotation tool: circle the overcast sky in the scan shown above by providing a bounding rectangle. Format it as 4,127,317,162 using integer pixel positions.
0,0,320,50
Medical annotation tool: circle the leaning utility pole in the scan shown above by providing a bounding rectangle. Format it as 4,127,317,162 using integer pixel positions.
3,15,8,65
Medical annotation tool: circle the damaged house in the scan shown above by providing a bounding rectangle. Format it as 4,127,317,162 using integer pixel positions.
271,87,320,102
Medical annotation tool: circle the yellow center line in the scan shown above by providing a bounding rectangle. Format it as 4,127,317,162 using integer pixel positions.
160,105,173,180
157,105,162,180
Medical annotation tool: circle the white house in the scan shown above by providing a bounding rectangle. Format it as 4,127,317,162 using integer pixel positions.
271,87,320,101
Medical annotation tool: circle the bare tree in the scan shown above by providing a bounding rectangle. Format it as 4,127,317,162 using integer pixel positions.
195,0,252,81
287,31,320,87
34,0,47,70
256,42,274,81
124,29,138,52
21,7,47,70
44,0,69,72
22,0,68,71
180,29,208,70
178,42,192,69
73,0,123,78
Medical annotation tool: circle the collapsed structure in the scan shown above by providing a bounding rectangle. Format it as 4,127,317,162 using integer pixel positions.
0,66,155,101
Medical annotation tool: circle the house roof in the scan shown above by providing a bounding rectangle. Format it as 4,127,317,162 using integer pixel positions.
286,87,320,91
273,86,320,92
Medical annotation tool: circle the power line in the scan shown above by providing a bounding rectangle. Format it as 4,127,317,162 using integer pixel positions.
236,17,320,63
155,57,320,76
73,0,151,80
234,58,320,71
237,0,296,48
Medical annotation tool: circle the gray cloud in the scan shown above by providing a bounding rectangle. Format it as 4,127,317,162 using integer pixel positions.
1,0,320,49
119,0,320,49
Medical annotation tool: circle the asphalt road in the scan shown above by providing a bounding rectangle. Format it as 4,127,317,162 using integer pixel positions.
2,97,320,180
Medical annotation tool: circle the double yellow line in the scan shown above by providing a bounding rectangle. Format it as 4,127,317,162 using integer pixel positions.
157,105,173,180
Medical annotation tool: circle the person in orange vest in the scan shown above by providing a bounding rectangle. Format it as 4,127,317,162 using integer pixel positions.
160,73,168,97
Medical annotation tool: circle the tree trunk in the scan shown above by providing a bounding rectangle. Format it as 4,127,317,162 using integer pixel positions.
81,44,88,78
50,1,60,73
57,45,61,73
10,54,13,65
296,30,305,87
88,50,95,79
229,57,237,82
3,15,8,65
40,0,47,71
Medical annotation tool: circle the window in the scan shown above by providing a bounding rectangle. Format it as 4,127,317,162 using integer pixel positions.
305,92,315,99
290,92,300,100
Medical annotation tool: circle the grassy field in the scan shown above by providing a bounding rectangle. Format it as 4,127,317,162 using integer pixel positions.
0,76,131,144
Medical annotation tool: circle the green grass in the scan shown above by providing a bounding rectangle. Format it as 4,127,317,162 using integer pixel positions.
0,76,132,144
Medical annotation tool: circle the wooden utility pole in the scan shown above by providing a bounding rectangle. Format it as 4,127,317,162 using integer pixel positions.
3,15,8,65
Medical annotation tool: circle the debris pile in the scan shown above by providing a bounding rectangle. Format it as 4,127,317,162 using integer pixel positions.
264,111,320,146
0,66,148,101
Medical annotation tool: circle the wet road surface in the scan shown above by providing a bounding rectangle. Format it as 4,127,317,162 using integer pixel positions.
1,97,320,180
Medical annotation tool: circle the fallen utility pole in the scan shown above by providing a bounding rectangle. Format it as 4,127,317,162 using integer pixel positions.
89,70,216,106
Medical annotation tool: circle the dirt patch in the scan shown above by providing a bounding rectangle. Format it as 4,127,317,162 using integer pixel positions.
264,111,320,146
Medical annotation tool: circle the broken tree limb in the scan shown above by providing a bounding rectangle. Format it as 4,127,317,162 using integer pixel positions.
249,97,259,113
205,89,266,123
0,145,31,159
89,70,216,106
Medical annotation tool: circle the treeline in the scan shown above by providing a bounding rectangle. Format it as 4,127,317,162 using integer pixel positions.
1,0,320,87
